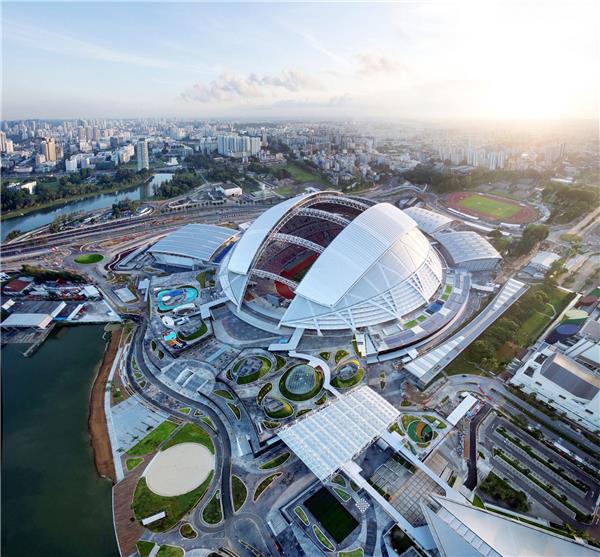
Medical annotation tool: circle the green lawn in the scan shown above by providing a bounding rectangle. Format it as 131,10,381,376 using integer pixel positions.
214,389,233,400
200,415,216,431
162,423,214,454
178,321,208,341
458,193,520,219
156,545,184,557
132,472,214,532
339,548,364,557
231,475,248,512
253,473,282,502
331,361,364,389
282,163,330,186
227,403,241,420
126,457,144,471
334,349,349,363
179,407,191,415
179,523,197,539
259,452,290,470
74,253,104,264
256,382,273,405
333,486,352,502
294,506,309,525
127,421,178,456
235,355,272,384
264,398,294,419
313,524,335,551
202,490,223,524
136,540,155,557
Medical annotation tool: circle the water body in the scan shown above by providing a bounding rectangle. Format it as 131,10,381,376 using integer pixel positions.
1,173,173,240
1,325,119,557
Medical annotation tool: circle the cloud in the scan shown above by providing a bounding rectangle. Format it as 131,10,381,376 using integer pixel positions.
357,53,399,75
181,70,321,102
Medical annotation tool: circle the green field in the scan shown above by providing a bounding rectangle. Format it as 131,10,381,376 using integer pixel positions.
162,423,215,454
74,253,104,264
283,163,329,186
458,194,520,219
304,487,358,544
127,421,178,456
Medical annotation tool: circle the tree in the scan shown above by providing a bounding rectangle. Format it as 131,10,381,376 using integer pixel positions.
512,224,549,256
5,229,23,241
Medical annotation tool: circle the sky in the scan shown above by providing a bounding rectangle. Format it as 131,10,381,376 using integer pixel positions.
2,1,599,121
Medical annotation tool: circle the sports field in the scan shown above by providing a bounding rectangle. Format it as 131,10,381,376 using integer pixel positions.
447,191,538,224
458,194,520,219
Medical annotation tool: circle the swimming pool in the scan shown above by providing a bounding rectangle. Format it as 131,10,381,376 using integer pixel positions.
157,286,198,311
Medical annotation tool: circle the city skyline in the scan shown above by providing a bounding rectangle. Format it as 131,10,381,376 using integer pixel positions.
2,1,598,121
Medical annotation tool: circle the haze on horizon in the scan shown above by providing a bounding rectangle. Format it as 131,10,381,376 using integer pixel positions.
2,1,598,123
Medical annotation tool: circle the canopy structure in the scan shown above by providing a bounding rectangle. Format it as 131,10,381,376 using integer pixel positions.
278,386,400,481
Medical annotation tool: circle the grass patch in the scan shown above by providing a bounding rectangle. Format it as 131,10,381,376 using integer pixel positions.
333,487,351,502
335,349,349,363
264,398,294,419
128,421,178,456
339,549,364,557
227,403,241,420
74,252,104,264
331,360,364,389
214,389,234,400
179,522,197,539
178,321,208,341
234,355,272,384
274,354,286,370
282,163,330,186
319,351,331,360
132,472,214,532
231,475,247,512
253,473,282,502
136,540,156,557
480,471,528,512
294,506,309,525
157,545,184,557
179,407,191,415
472,494,485,508
262,420,281,430
126,457,144,472
162,422,214,454
259,452,290,470
202,490,223,525
313,524,335,551
256,382,273,405
200,415,216,431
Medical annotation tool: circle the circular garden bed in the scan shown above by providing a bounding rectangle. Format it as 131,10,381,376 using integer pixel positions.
279,364,324,401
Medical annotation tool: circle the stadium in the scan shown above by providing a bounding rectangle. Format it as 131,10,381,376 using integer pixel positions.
217,191,496,351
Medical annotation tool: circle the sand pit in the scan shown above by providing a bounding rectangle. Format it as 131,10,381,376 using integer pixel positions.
144,442,214,497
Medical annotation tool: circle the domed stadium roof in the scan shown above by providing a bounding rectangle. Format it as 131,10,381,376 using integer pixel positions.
219,191,443,332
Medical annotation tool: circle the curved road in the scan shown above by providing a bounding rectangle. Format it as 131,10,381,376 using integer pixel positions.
125,320,280,556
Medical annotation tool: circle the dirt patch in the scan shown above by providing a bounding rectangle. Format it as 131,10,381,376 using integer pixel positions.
88,327,122,483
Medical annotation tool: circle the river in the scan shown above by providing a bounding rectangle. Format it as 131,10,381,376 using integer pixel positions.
1,173,173,241
1,325,119,557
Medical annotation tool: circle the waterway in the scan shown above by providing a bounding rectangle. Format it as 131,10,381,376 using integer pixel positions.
1,325,119,557
1,172,173,240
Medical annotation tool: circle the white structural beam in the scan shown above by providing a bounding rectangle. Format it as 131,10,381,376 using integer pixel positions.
295,207,351,227
271,233,325,254
250,268,298,290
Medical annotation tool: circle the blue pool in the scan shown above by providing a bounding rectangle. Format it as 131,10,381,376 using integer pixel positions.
157,286,198,311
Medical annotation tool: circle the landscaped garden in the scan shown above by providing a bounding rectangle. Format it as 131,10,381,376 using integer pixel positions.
74,252,104,264
264,397,294,419
132,471,214,531
259,451,290,470
232,355,272,384
231,475,247,512
253,473,282,502
127,421,178,456
202,490,223,524
279,364,324,401
162,423,214,454
331,359,364,389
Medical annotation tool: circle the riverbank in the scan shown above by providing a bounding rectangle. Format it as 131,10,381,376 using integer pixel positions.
2,177,154,221
89,326,122,483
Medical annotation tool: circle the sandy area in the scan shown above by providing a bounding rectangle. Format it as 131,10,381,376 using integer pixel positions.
88,327,121,483
144,442,214,497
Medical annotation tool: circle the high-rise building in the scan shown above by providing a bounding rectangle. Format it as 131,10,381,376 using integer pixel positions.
42,138,57,161
137,138,149,170
217,134,261,157
0,131,7,152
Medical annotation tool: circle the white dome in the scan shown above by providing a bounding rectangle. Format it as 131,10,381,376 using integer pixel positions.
220,192,443,332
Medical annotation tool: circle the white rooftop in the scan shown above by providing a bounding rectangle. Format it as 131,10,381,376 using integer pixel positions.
531,251,561,270
1,313,53,328
426,495,600,557
403,206,453,234
278,386,400,481
446,394,478,425
434,231,501,264
149,224,237,263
